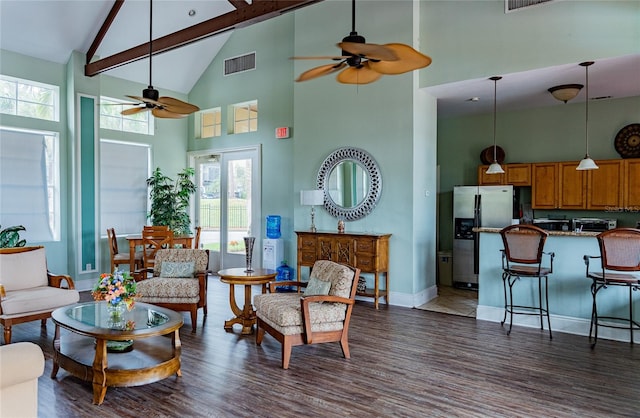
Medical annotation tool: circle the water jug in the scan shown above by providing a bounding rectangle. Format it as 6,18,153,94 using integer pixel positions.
266,215,281,238
276,260,294,292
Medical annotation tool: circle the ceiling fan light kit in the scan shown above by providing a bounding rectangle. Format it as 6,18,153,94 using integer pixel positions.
121,0,199,119
294,0,432,85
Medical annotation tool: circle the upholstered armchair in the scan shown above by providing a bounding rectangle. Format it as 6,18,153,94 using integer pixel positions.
254,260,361,369
134,249,209,332
0,246,79,344
0,342,44,417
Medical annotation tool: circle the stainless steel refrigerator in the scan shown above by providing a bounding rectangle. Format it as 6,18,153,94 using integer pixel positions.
452,185,514,288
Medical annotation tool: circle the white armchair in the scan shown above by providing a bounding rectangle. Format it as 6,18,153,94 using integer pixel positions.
0,342,45,418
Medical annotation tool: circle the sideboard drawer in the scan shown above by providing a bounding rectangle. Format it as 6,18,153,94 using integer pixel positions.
354,238,376,255
300,237,316,252
300,251,317,265
355,255,376,272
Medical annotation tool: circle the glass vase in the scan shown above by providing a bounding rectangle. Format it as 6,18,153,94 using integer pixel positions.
107,301,126,329
244,236,255,273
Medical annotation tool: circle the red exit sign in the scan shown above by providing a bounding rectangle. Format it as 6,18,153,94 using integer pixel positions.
275,127,290,139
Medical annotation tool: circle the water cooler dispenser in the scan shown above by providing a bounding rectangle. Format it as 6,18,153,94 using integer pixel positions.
263,215,283,270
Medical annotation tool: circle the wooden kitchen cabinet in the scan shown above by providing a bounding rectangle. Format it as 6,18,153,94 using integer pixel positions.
296,231,391,309
624,158,640,208
558,162,586,209
587,159,624,210
531,162,558,209
478,163,531,186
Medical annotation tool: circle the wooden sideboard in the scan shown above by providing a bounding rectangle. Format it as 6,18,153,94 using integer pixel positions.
295,231,391,309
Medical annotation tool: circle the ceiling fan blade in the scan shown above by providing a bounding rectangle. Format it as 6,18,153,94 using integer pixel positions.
291,56,350,60
368,43,432,75
338,42,398,61
121,106,150,116
156,97,200,115
152,107,187,119
296,62,347,82
336,62,382,85
125,95,162,107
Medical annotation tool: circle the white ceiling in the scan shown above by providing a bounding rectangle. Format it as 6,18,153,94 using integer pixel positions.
1,1,638,117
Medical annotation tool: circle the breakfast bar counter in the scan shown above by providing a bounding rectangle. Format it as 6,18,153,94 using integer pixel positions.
474,227,637,342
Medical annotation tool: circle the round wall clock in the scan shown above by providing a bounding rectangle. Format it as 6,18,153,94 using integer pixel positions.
614,123,640,158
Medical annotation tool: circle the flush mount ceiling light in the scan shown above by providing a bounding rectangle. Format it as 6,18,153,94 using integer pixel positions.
576,61,598,171
486,76,505,175
548,83,583,103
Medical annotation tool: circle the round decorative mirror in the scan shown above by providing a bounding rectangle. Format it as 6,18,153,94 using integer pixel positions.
317,147,382,221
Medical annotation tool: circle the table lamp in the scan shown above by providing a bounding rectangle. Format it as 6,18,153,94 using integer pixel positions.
300,190,324,232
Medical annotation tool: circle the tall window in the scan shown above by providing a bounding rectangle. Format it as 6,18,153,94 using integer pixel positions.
100,96,154,135
0,75,59,121
232,100,257,134
100,140,150,235
0,127,60,242
198,108,222,139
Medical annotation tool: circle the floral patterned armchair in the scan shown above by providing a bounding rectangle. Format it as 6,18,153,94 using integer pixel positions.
134,249,209,332
254,260,360,369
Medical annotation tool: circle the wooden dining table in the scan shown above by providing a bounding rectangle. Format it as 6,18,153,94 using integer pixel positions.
125,234,193,271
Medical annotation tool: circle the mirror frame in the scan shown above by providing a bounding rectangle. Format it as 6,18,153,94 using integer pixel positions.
316,147,382,221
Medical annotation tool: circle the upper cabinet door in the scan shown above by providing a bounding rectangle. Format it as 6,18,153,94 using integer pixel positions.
558,162,586,209
477,165,504,185
587,160,624,210
624,158,640,208
505,163,531,186
532,162,558,209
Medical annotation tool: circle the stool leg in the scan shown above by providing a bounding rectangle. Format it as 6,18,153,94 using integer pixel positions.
538,276,544,331
501,272,509,327
589,282,599,348
629,285,634,345
507,276,516,335
544,276,552,339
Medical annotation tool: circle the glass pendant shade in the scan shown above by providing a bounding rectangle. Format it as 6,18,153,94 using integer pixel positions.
576,61,598,171
486,76,504,175
548,84,583,103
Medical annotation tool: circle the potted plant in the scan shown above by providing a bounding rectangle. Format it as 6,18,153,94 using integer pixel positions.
146,167,196,235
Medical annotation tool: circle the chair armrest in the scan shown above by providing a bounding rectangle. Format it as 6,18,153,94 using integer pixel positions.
266,281,307,293
133,268,154,281
300,294,355,343
583,254,601,277
0,342,44,389
48,272,75,289
0,284,5,299
543,251,555,273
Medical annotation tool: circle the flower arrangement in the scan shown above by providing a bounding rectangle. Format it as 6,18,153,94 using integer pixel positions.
92,269,137,310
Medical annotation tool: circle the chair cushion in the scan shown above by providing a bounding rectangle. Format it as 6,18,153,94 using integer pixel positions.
153,249,209,277
254,293,347,335
303,276,331,296
136,277,200,302
0,286,80,317
309,260,354,299
160,261,195,278
0,247,48,291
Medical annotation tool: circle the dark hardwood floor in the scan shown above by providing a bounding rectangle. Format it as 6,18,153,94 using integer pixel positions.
9,276,640,417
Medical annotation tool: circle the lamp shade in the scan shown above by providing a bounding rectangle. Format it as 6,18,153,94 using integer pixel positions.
577,156,599,170
486,162,505,174
300,189,324,206
548,84,583,103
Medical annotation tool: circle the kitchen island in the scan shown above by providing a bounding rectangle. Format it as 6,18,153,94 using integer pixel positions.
474,227,638,342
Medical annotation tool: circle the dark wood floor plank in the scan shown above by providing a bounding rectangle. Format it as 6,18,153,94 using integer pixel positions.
7,277,640,417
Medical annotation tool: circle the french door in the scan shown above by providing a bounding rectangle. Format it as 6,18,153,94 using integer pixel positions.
192,147,260,272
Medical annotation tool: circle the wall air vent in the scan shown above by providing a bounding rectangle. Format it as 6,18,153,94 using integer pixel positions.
224,52,256,75
505,0,553,12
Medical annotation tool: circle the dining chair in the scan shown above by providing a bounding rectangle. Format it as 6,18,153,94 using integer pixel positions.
583,228,640,347
141,227,174,270
193,226,201,249
107,228,142,272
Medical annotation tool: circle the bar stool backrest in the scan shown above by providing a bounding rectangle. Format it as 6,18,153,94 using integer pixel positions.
596,228,640,272
500,225,548,265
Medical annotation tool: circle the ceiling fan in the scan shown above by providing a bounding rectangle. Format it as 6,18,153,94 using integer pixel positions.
293,0,432,85
121,0,199,119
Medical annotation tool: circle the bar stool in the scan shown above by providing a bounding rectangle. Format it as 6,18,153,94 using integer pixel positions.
583,228,640,347
499,225,554,338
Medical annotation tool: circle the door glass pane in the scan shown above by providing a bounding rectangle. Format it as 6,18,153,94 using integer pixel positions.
198,156,221,252
226,158,252,254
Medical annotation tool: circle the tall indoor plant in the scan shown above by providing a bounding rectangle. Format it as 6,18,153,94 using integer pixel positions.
147,167,196,235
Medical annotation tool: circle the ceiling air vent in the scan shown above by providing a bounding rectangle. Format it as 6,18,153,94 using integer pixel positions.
505,0,553,12
224,52,256,76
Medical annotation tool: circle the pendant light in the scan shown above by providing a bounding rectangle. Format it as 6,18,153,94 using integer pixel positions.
486,76,505,174
576,61,598,170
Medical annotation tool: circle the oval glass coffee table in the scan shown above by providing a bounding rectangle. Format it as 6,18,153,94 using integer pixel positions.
51,301,183,405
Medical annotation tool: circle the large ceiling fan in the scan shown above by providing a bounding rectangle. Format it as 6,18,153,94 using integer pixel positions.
122,0,199,119
293,0,432,85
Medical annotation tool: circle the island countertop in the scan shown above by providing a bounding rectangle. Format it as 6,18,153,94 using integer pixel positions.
474,227,600,237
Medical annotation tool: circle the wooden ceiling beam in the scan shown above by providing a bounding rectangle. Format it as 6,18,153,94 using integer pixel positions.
86,0,125,65
85,0,323,77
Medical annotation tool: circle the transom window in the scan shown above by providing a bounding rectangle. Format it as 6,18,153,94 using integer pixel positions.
232,100,257,134
198,107,222,138
100,96,154,135
0,75,59,122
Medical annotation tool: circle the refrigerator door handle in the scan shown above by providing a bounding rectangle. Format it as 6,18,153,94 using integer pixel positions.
473,194,480,274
